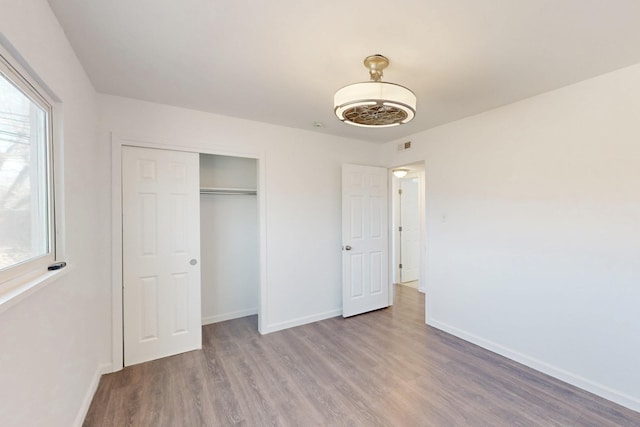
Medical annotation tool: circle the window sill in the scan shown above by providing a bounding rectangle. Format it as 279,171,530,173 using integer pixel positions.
0,264,73,314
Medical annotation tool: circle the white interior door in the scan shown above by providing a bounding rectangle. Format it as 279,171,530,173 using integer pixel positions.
400,177,420,282
122,145,201,366
342,164,389,317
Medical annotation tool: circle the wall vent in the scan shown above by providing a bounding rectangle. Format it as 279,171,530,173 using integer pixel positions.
397,141,412,151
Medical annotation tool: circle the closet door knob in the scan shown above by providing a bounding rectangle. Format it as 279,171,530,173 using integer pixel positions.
345,245,352,251
190,259,198,266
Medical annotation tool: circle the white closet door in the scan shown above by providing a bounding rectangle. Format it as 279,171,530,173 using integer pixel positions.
122,146,201,366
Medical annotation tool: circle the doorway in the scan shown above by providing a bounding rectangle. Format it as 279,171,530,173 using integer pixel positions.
399,176,420,285
391,162,425,295
199,154,259,325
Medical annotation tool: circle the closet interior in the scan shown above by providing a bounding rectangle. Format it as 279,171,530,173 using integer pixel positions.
199,153,259,325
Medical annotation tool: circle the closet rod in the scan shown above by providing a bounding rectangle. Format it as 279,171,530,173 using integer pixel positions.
200,187,257,196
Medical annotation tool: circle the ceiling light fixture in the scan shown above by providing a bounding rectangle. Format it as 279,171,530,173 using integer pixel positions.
334,54,417,128
392,168,409,178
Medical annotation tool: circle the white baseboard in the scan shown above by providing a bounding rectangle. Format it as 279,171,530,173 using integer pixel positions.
262,308,342,334
427,318,640,413
202,308,258,325
73,362,112,427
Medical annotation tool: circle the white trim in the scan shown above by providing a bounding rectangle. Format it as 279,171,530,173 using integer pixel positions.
417,167,426,294
428,318,640,413
263,308,342,334
257,151,269,334
73,362,112,427
388,169,398,306
202,308,258,325
110,134,123,371
111,133,268,371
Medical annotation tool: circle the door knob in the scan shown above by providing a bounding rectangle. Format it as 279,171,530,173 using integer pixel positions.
190,259,198,265
345,245,352,251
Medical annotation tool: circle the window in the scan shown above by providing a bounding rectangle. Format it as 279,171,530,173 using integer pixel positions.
0,49,55,285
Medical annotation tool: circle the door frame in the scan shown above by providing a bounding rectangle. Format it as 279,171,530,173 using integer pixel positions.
111,133,267,371
389,162,426,303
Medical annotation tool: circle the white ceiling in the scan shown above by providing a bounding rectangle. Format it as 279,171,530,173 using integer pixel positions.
47,0,640,143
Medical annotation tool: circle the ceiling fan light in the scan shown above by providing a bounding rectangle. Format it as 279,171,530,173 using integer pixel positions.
334,55,417,128
392,168,410,178
334,99,376,119
382,100,415,123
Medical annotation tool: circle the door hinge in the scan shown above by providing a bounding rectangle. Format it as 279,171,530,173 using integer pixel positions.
399,264,403,269
399,226,403,232
398,188,403,195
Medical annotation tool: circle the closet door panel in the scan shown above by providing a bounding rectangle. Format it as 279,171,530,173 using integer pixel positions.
122,146,201,366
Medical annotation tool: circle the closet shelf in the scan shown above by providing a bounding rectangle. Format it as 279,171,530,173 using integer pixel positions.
200,186,257,195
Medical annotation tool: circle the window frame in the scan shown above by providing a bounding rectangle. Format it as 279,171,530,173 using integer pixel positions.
0,46,57,287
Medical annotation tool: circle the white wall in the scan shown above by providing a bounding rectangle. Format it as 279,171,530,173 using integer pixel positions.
200,153,257,189
200,194,259,323
0,1,111,426
98,94,381,333
200,154,259,323
381,64,640,410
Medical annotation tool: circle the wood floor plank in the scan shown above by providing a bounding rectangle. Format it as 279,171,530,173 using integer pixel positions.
84,285,640,426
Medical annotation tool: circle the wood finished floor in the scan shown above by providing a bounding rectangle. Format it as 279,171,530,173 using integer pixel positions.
84,286,640,426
